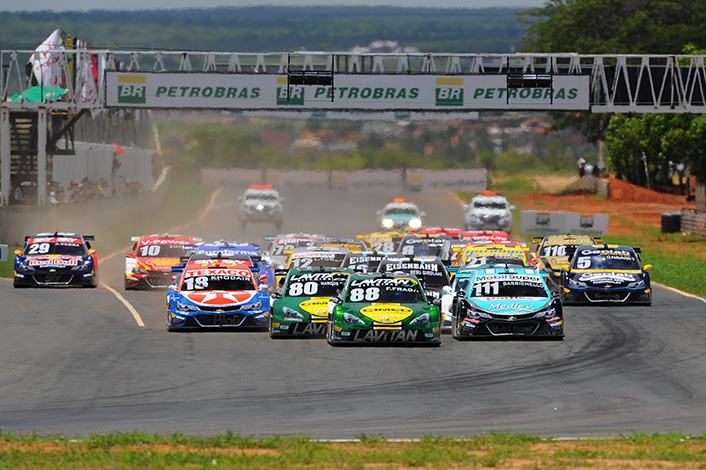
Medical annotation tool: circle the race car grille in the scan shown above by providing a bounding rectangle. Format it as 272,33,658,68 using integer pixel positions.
193,305,246,313
586,291,631,302
486,321,539,335
489,311,537,320
33,273,74,284
190,313,246,327
373,322,403,330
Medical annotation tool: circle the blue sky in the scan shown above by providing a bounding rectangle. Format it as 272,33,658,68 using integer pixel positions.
0,0,545,12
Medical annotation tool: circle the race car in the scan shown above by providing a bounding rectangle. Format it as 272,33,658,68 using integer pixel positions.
166,257,270,330
326,272,441,346
125,233,199,289
396,234,453,262
340,251,407,274
192,240,274,291
14,232,98,287
238,184,284,230
464,191,515,233
269,267,352,338
376,198,425,231
461,230,511,243
450,264,564,340
377,257,451,303
532,234,602,286
264,233,328,270
454,242,531,270
561,244,652,305
277,246,350,288
420,227,465,238
358,231,406,253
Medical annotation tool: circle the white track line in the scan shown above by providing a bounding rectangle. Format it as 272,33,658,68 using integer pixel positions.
103,284,146,328
653,282,706,304
100,186,222,327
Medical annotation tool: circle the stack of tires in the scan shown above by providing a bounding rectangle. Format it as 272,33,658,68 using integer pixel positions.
661,212,682,233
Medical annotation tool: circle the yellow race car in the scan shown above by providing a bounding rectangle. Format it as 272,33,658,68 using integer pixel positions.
532,234,601,286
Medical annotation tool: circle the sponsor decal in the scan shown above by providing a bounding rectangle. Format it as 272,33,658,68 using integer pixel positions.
118,75,147,104
435,78,464,106
29,236,82,244
360,304,413,323
28,256,79,267
383,262,439,272
472,87,579,100
578,272,636,282
351,329,420,342
289,322,326,335
487,302,534,311
299,298,331,317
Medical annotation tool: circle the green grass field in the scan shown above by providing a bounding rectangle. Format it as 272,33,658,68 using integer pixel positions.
3,432,706,469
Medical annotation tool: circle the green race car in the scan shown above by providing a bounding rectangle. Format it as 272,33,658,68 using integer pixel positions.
326,272,441,346
269,267,352,338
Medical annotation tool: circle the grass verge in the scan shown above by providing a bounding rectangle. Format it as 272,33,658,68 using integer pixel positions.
2,432,706,469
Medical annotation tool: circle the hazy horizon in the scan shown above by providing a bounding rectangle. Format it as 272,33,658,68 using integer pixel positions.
0,0,544,12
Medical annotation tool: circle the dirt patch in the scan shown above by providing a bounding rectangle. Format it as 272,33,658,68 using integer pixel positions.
516,177,695,236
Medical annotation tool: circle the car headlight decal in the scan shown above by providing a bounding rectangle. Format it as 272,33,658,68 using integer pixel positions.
282,306,303,320
568,278,587,288
628,280,646,288
409,312,430,325
176,302,199,312
343,312,365,325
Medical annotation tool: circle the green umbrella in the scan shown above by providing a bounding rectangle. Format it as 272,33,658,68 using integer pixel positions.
11,86,68,103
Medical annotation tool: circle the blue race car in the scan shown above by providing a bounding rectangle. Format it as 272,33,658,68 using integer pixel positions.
561,244,652,305
450,263,563,339
191,240,274,291
166,257,270,330
14,232,98,288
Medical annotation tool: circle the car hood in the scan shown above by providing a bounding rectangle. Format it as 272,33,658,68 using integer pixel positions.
358,303,416,323
471,297,551,315
183,290,256,306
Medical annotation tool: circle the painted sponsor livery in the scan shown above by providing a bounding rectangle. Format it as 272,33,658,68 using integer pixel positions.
487,302,535,312
578,272,637,283
298,298,331,317
360,304,414,323
351,329,421,342
28,256,80,267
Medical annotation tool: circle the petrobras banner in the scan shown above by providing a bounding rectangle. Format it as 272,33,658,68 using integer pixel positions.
105,72,590,111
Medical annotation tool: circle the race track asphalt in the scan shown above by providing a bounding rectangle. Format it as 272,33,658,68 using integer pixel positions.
1,186,705,438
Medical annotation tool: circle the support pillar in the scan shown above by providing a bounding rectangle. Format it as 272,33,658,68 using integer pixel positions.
37,107,47,206
1,107,10,206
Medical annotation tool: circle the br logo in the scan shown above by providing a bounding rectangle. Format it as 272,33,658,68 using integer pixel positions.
117,75,147,104
435,78,464,106
276,85,304,106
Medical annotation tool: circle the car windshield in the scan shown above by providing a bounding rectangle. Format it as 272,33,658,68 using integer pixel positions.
181,273,254,291
463,254,526,268
285,273,349,297
471,277,547,298
137,244,187,258
26,241,86,256
573,249,640,270
246,194,279,202
399,242,444,257
290,253,347,269
384,206,418,216
346,278,425,303
473,200,507,210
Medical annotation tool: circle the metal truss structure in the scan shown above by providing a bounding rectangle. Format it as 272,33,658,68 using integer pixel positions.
3,49,706,205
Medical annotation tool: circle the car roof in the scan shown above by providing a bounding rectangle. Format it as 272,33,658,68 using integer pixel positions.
137,233,194,244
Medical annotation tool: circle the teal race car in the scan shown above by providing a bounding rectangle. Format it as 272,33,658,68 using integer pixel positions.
451,264,564,340
269,267,352,338
326,272,441,346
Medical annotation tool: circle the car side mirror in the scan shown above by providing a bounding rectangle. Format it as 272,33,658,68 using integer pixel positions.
14,249,23,257
561,265,570,272
642,264,653,272
167,285,177,292
431,298,441,307
271,292,282,300
88,249,96,256
126,252,135,259
551,291,560,298
331,296,343,305
509,205,516,211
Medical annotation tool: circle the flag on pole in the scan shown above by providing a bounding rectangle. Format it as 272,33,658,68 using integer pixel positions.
29,28,65,87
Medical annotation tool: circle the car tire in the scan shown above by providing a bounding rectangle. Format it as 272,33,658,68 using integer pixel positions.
451,317,459,340
326,322,339,346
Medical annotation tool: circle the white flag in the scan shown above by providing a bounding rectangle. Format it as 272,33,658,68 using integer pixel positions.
29,28,65,87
